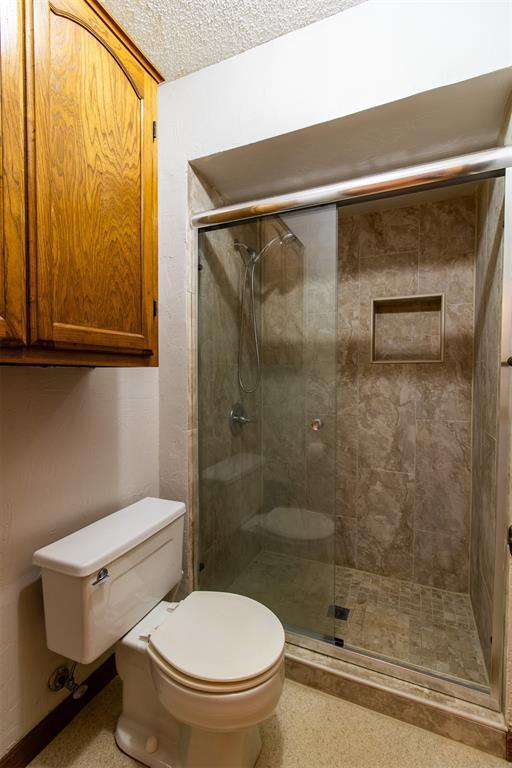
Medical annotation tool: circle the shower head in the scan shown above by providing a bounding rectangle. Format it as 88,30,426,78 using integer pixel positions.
235,232,298,269
234,240,256,264
236,228,298,394
252,231,298,265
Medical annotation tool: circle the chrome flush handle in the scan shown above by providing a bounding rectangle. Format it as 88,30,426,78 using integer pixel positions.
92,567,109,586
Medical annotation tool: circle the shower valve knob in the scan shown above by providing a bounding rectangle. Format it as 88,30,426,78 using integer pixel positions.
229,403,255,435
310,417,323,431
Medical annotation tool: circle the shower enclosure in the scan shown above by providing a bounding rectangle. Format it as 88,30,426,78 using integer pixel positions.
196,170,510,710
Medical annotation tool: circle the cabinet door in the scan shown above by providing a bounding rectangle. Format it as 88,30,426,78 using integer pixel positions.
0,0,27,345
27,0,158,356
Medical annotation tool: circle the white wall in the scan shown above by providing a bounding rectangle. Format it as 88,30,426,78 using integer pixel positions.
158,0,512,518
0,367,158,755
2,1,510,757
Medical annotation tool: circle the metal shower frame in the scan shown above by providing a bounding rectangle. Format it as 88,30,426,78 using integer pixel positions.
192,146,512,712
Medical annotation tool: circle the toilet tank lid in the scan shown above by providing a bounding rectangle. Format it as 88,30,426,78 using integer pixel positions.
32,498,185,578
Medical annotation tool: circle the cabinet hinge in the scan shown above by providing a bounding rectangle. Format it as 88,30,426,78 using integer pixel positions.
152,121,157,141
153,299,158,318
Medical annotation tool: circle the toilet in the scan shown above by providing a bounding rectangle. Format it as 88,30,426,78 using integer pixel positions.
32,498,285,768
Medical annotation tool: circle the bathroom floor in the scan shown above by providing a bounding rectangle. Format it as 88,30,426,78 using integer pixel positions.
229,550,489,688
28,676,507,768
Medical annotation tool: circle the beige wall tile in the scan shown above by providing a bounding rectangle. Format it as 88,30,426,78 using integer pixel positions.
337,188,477,591
470,177,504,673
413,530,469,592
415,419,471,541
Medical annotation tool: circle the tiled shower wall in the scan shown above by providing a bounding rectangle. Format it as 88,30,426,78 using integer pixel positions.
471,178,504,672
198,223,263,588
198,185,502,648
260,209,337,562
336,193,476,592
260,216,307,522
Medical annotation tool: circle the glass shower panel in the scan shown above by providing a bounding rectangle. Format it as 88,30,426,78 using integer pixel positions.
197,176,504,705
197,206,338,643
333,181,502,695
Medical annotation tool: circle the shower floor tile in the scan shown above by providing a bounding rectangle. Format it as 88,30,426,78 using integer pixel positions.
228,550,489,689
335,566,489,687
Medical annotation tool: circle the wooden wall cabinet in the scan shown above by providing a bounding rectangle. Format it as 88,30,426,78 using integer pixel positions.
0,0,163,366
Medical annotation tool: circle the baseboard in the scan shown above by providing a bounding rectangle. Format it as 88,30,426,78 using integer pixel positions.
0,655,117,768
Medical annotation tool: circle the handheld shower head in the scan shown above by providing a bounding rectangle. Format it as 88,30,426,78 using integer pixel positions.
237,228,298,394
234,240,256,264
235,233,296,268
252,231,297,265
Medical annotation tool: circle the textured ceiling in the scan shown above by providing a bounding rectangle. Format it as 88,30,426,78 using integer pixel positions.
101,0,368,81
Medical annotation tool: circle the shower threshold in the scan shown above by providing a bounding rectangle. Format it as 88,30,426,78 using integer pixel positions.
228,550,492,709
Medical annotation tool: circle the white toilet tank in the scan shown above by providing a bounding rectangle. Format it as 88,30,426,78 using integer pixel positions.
33,498,185,665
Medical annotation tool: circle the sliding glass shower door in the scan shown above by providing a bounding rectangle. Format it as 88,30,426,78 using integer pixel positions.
197,205,338,643
197,176,506,708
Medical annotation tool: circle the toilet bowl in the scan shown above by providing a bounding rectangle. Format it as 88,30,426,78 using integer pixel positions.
115,593,285,768
33,498,285,768
147,591,284,729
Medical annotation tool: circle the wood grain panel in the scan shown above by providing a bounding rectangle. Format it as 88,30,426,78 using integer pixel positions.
0,0,27,344
49,10,143,336
28,0,158,355
0,345,157,366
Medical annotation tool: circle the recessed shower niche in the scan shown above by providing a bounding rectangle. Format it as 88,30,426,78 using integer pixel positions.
371,294,444,363
196,177,508,710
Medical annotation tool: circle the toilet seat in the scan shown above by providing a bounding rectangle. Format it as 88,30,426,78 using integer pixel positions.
147,591,285,693
147,643,285,693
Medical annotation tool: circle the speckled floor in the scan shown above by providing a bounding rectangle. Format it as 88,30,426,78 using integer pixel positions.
28,676,506,768
229,550,489,688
